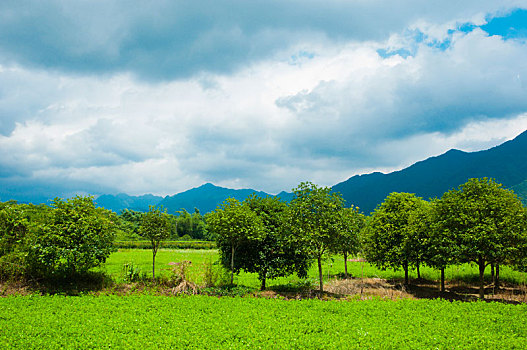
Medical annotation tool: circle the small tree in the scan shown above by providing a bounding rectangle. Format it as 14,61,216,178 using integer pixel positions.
206,198,264,285
287,182,344,292
139,206,171,281
362,192,424,286
329,206,364,279
433,178,527,299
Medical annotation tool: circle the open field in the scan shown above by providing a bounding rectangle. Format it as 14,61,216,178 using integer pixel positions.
1,295,526,349
96,249,527,300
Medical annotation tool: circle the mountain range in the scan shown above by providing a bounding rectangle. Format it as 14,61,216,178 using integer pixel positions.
94,130,526,214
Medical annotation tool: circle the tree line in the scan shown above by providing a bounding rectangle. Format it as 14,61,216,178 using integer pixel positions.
206,178,527,299
1,177,526,300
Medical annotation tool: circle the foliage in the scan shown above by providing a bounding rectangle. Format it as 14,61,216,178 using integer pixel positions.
206,198,265,284
114,240,216,250
138,206,171,280
1,296,527,349
433,178,527,298
175,208,209,240
362,192,426,285
25,196,117,279
239,195,310,290
329,205,365,278
287,182,345,291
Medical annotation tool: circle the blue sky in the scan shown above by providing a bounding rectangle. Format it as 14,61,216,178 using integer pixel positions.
1,1,527,202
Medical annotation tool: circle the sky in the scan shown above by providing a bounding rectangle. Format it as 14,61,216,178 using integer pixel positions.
1,1,527,202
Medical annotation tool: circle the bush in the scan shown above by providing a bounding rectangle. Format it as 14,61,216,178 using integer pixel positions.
25,196,117,279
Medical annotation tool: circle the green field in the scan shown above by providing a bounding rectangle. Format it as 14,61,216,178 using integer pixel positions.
1,295,526,349
99,248,527,290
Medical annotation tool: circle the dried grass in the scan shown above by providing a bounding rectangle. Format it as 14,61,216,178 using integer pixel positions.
325,277,415,300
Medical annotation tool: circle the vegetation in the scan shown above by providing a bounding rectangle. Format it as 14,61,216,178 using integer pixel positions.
287,182,347,292
1,296,526,349
433,178,527,298
362,193,426,285
138,206,171,280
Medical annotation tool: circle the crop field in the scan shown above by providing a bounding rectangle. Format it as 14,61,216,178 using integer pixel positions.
99,248,527,291
1,295,526,349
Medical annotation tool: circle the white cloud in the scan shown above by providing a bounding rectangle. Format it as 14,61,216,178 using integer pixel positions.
1,2,527,200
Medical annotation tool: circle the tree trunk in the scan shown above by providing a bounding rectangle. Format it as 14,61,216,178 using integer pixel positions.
260,267,267,291
495,263,500,289
152,250,156,281
490,263,495,284
403,261,409,286
344,252,348,279
478,257,486,300
416,262,421,280
230,245,235,285
317,255,323,292
440,267,445,293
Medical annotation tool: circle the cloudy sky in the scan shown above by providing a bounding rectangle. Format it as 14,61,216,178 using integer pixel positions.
1,1,527,202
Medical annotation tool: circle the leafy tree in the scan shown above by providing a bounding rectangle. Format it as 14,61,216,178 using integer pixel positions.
242,195,310,290
0,202,30,279
26,196,116,279
138,206,171,280
287,182,344,292
434,178,527,299
118,209,144,240
206,198,264,285
329,206,365,279
362,192,425,286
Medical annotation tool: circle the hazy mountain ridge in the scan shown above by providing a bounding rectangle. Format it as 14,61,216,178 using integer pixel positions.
28,130,527,214
95,193,164,213
157,183,294,214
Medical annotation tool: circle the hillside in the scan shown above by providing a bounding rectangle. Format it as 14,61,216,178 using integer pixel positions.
333,130,527,213
158,183,294,214
95,193,163,213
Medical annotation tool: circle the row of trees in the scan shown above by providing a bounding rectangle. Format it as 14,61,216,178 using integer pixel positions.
364,178,527,299
207,178,527,299
207,182,365,291
119,208,210,241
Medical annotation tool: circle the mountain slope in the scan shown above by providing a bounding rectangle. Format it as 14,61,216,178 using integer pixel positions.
158,183,293,214
95,193,163,213
333,130,527,214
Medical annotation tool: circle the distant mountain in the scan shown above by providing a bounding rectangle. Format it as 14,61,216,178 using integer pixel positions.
158,183,293,214
333,130,527,214
95,193,163,213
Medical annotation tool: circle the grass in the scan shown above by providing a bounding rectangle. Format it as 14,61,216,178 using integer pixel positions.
95,249,527,302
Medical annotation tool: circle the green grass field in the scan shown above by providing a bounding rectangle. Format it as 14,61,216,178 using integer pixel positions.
1,295,526,349
98,248,527,290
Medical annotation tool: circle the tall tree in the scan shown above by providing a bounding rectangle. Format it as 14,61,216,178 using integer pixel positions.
362,192,424,286
421,199,458,293
433,178,527,299
329,206,365,279
139,206,171,281
287,182,344,292
206,198,264,285
243,195,310,290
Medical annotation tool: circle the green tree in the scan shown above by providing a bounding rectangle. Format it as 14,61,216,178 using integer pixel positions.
434,178,527,299
26,196,116,278
206,198,264,285
139,206,171,280
287,182,344,292
329,206,365,279
362,192,425,286
242,195,310,290
0,201,30,279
